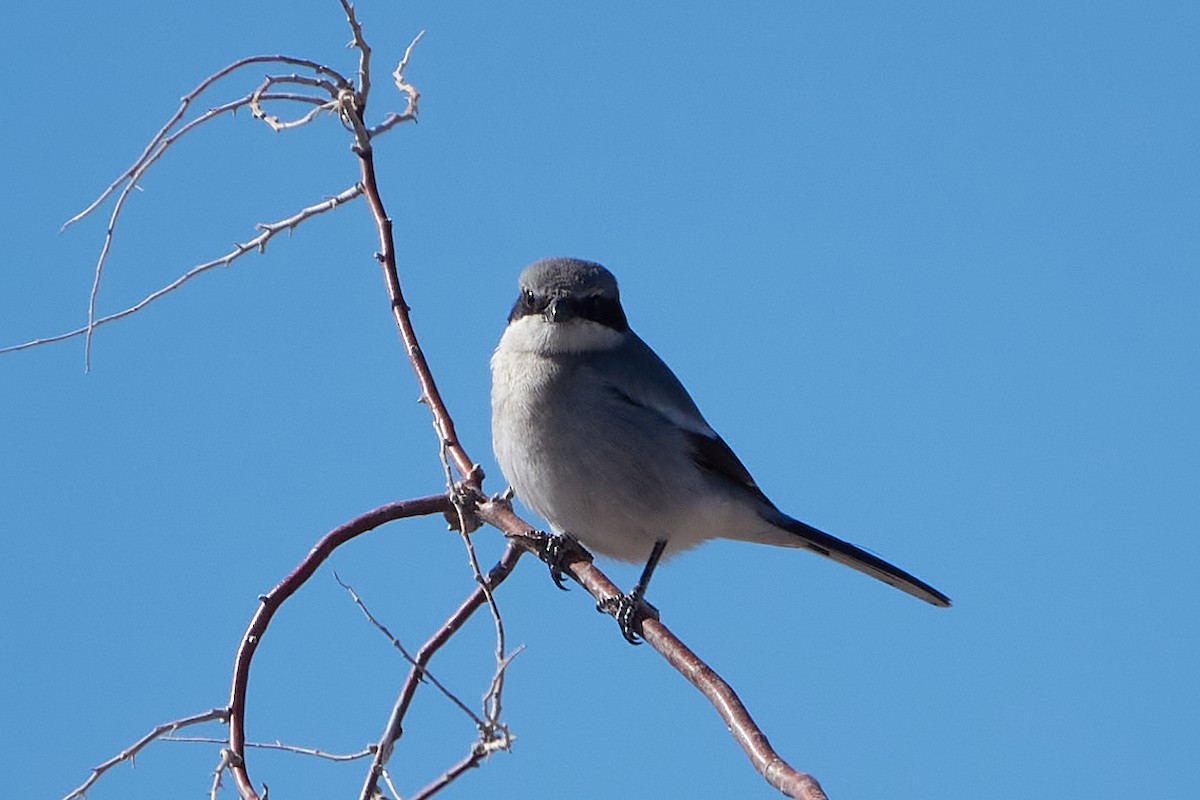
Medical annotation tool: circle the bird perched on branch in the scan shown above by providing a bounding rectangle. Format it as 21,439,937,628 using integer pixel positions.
491,257,950,643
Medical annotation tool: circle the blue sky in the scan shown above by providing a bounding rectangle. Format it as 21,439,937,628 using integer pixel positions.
2,2,1197,798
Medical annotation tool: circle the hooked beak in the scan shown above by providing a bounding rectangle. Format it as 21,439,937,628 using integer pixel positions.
544,297,576,323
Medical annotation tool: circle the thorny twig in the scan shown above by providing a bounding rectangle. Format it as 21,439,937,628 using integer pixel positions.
339,0,372,102
60,54,349,233
60,707,229,800
1,185,363,356
1,30,416,368
210,747,235,800
164,736,376,762
70,54,353,369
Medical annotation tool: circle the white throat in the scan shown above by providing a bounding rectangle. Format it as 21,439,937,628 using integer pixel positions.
497,315,625,355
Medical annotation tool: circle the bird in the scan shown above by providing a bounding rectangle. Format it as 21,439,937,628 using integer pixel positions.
490,257,950,643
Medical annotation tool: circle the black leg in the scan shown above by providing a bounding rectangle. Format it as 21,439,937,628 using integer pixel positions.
598,539,666,645
631,538,667,602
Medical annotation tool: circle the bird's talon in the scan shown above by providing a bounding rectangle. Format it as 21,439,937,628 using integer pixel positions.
536,533,574,592
597,593,658,645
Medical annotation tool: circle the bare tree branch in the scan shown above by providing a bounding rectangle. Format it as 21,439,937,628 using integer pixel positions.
165,735,375,762
478,501,831,800
357,543,524,800
60,707,229,800
66,56,354,368
407,742,488,800
338,0,372,102
250,75,340,130
61,54,350,234
334,573,487,729
210,747,235,800
0,184,363,357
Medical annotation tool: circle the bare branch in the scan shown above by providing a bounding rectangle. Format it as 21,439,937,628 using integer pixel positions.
339,0,372,103
1,185,363,357
250,75,340,130
165,735,375,762
226,495,454,800
362,31,425,139
210,747,235,800
350,95,475,488
408,742,487,800
457,520,513,735
52,53,351,369
4,27,419,368
477,500,831,800
334,573,487,729
391,30,425,117
358,544,524,800
60,707,229,800
63,55,351,234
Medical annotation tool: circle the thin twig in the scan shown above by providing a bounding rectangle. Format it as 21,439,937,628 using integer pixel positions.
79,78,335,368
339,0,372,103
164,735,376,762
357,544,524,800
210,747,235,800
60,707,229,800
408,742,488,800
334,573,486,728
250,75,340,130
1,185,363,356
457,520,512,734
391,30,425,119
381,768,402,800
65,57,352,368
61,55,349,234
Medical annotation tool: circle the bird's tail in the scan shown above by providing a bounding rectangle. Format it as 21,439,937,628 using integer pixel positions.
764,509,951,607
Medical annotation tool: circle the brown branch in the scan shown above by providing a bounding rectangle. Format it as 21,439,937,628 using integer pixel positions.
407,743,487,800
639,621,829,800
60,707,229,800
344,34,476,486
355,150,476,484
476,500,830,799
227,495,453,800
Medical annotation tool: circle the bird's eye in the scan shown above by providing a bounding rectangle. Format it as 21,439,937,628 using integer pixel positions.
522,289,542,312
509,288,545,322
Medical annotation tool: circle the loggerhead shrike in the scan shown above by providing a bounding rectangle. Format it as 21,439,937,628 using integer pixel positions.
491,257,950,642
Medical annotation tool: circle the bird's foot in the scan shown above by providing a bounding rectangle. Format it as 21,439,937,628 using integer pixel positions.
535,533,578,591
597,591,660,645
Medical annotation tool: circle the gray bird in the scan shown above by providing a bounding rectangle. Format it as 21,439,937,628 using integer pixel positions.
491,257,950,642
